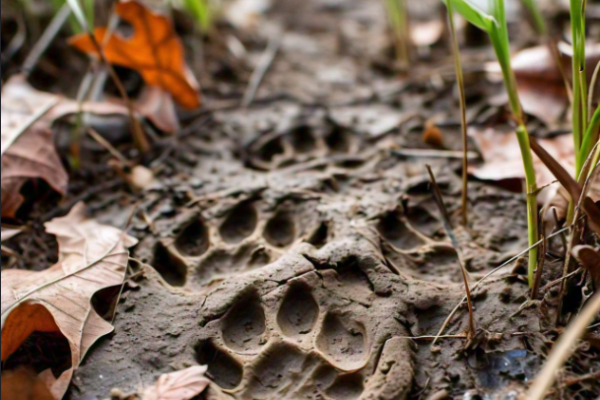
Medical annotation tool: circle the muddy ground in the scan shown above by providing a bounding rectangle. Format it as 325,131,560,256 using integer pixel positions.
2,0,600,399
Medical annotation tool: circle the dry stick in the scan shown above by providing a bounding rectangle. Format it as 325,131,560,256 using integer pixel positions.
65,0,150,153
426,165,475,341
2,13,26,65
527,292,600,400
431,223,576,348
446,0,469,226
532,140,600,324
392,148,479,160
531,215,548,299
87,128,131,165
22,4,72,76
242,33,282,108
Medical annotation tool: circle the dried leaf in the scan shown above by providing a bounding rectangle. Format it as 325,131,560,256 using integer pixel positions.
70,0,201,110
469,128,575,201
1,77,58,156
572,245,600,288
0,75,139,218
135,86,180,134
487,44,600,127
528,138,600,235
1,226,23,243
0,203,138,399
142,366,210,400
1,126,68,219
1,368,54,400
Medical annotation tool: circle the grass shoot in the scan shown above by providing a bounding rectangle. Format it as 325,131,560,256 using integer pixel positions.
180,0,213,34
51,0,94,34
444,0,470,225
444,0,540,286
520,0,546,35
570,0,589,177
385,0,411,69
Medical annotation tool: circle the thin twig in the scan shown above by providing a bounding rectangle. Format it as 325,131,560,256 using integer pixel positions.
242,32,282,108
392,148,479,160
431,222,576,348
65,0,150,153
2,12,26,66
527,292,600,400
446,0,470,225
87,128,131,165
22,4,72,76
426,165,475,341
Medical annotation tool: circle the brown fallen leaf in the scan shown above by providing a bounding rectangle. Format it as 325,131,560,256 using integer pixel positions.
142,366,210,400
572,245,600,288
0,203,138,399
528,138,600,235
469,128,575,201
487,43,600,127
1,368,54,400
70,0,201,110
1,126,68,219
1,226,23,242
135,86,180,134
1,75,151,218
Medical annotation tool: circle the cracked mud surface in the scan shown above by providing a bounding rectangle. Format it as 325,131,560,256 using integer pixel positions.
57,0,600,399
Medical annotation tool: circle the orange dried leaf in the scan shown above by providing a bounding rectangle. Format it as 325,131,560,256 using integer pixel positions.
70,0,201,110
0,203,137,399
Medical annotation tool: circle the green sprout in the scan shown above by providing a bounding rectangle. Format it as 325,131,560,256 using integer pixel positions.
520,0,546,35
444,0,540,286
385,0,410,69
51,0,94,34
570,0,589,177
180,0,213,34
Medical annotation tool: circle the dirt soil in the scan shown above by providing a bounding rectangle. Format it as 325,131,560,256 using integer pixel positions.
3,0,600,399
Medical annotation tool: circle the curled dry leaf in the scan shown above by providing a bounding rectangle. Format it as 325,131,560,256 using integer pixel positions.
0,75,135,218
70,0,201,110
0,203,138,399
1,126,69,219
142,366,210,400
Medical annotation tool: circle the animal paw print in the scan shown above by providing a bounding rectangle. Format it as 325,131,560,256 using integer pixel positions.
247,121,358,171
144,197,324,291
193,257,413,400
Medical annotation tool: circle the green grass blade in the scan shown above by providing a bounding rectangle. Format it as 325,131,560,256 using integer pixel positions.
441,0,497,31
182,0,212,33
520,0,546,35
578,105,600,175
